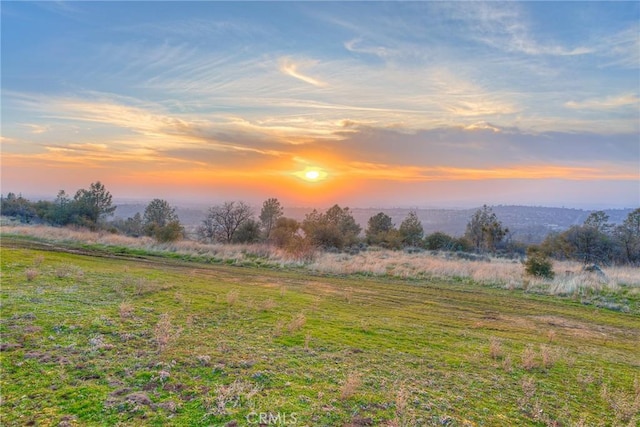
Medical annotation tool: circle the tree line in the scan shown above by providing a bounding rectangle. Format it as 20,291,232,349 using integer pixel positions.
2,182,639,267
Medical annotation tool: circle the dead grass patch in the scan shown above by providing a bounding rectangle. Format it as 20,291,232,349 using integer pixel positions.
489,337,503,360
340,372,362,400
154,314,181,352
521,345,537,371
25,268,39,281
287,313,306,333
226,290,239,306
119,301,134,319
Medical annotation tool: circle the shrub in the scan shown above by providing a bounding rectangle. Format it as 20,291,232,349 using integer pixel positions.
152,221,184,243
525,246,555,279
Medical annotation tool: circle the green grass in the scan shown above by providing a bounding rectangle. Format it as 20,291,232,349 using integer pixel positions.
1,236,639,426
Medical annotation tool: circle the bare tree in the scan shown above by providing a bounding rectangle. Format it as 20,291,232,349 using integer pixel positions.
197,201,254,243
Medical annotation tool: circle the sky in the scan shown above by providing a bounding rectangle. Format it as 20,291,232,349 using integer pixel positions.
1,1,639,209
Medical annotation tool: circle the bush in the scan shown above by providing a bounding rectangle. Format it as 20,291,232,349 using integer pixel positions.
524,246,555,279
153,221,184,243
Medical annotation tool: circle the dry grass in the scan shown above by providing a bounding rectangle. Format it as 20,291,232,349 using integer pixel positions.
118,301,134,319
287,312,306,333
502,355,513,373
601,383,640,425
540,344,560,369
519,376,536,409
489,337,503,360
304,333,311,351
153,314,180,352
340,372,362,400
4,224,640,298
25,268,39,281
260,298,277,312
521,345,537,371
212,380,260,416
226,290,239,306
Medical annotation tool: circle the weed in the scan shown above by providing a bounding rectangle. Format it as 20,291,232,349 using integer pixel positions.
304,333,311,351
540,344,559,369
119,301,134,319
547,329,556,343
25,268,39,281
154,314,180,352
521,345,537,370
395,386,408,418
489,337,503,360
196,355,211,366
602,385,640,424
272,319,285,338
344,288,353,304
157,370,170,383
340,372,362,400
519,376,536,410
502,355,513,373
287,312,306,333
55,264,82,279
206,380,260,417
217,342,231,353
261,298,277,312
226,289,239,306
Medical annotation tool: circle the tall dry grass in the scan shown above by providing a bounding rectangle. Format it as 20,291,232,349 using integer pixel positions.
2,224,306,266
3,224,639,296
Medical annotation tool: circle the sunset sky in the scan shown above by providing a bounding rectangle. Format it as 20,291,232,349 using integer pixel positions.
2,1,638,208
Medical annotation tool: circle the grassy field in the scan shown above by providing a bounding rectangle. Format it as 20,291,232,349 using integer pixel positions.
1,235,639,426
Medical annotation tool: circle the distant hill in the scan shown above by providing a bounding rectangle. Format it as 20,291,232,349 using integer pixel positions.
113,204,636,244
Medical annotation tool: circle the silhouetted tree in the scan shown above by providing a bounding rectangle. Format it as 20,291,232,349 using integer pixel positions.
260,198,283,241
46,190,73,225
399,211,424,247
614,208,640,264
233,219,262,243
366,212,392,242
112,212,144,237
0,193,36,223
270,217,301,248
465,205,508,253
584,210,614,235
72,181,116,227
302,205,361,249
143,199,183,242
198,201,254,243
424,231,460,251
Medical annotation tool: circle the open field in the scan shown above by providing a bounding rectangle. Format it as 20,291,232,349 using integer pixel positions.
1,235,640,426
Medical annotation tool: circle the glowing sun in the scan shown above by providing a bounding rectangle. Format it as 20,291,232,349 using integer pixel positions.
305,170,320,180
295,167,328,182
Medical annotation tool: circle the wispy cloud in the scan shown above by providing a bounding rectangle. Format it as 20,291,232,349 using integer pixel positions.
565,94,639,110
279,57,328,88
450,2,593,57
339,161,637,182
597,25,640,69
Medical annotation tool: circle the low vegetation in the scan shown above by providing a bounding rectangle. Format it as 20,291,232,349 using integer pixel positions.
3,184,639,268
3,224,640,313
1,236,639,425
